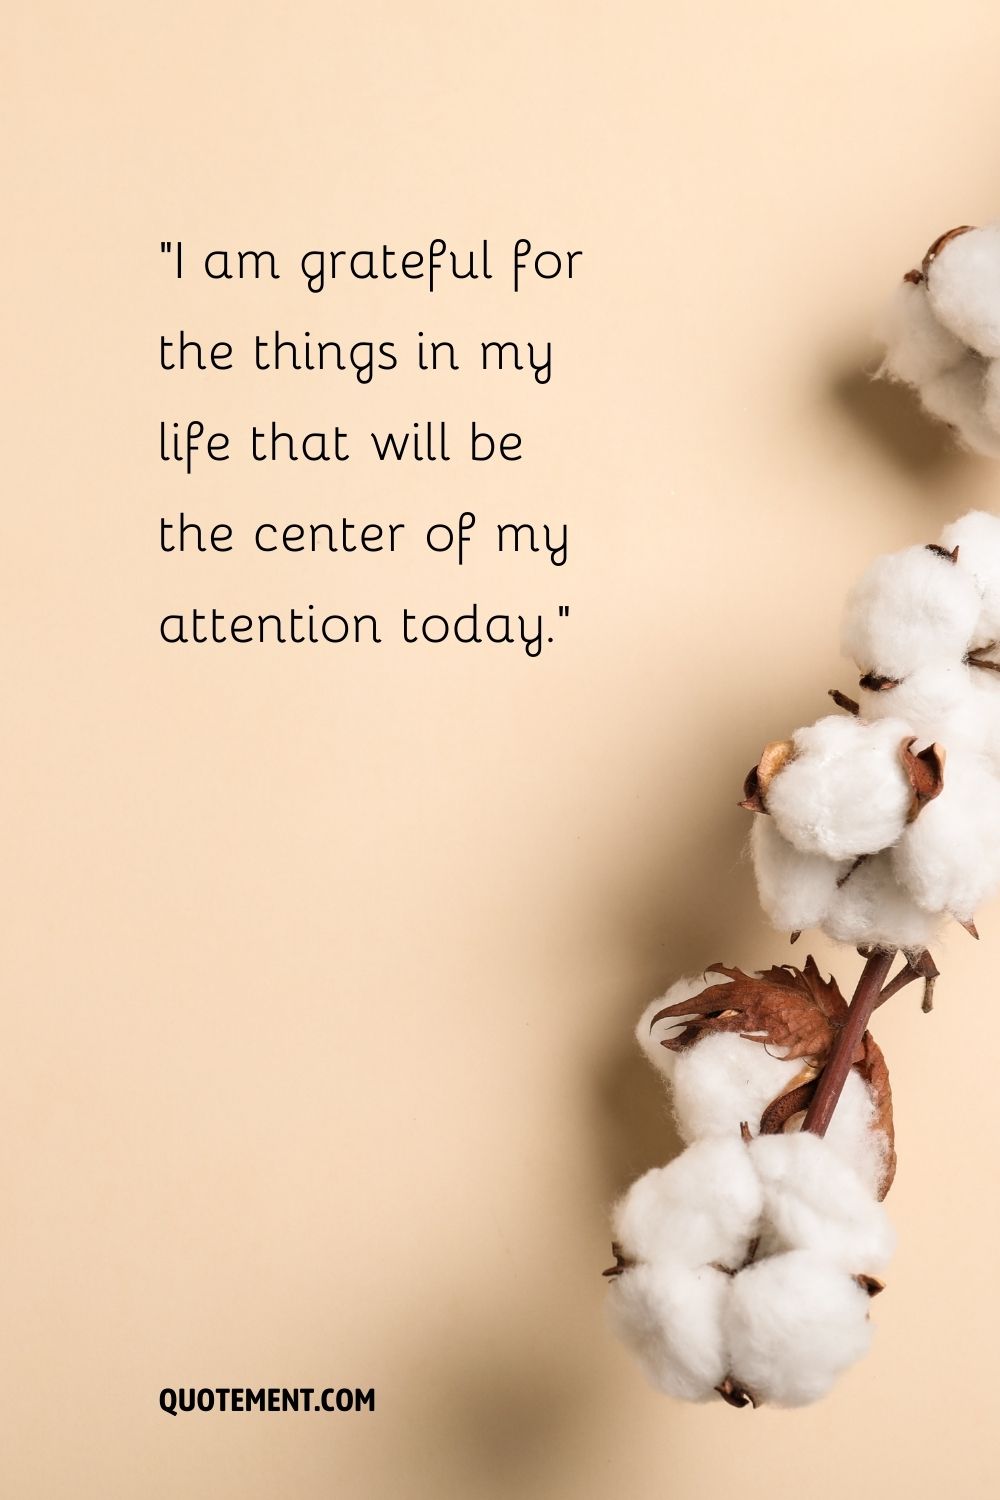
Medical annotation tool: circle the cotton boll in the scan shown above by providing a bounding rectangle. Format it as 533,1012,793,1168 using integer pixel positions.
874,247,1000,453
878,277,967,385
612,1138,763,1271
749,1133,895,1273
606,1262,730,1401
822,850,942,953
841,544,982,680
822,1068,892,1200
765,715,914,860
920,355,1000,458
727,1251,873,1407
671,1032,802,1145
635,975,723,1082
857,659,986,753
749,816,849,934
940,510,1000,644
926,224,1000,358
892,749,1000,922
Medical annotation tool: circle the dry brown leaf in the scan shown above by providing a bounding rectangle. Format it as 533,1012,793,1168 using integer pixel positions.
651,957,849,1062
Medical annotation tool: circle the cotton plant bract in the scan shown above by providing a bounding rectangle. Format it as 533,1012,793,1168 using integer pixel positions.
606,508,1000,1410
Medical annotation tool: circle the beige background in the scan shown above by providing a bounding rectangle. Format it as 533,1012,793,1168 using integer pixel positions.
5,2,1000,1496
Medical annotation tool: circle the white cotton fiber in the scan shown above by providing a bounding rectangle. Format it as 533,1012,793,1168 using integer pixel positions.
764,715,914,860
822,850,941,953
892,749,1000,922
857,659,986,751
749,1133,896,1273
749,816,850,935
877,229,1000,454
970,666,1000,767
920,355,1000,458
941,510,1000,645
841,544,982,680
611,1137,763,1272
606,1262,730,1401
822,1068,892,1200
607,1113,896,1405
671,1032,802,1145
878,277,967,385
727,1251,873,1407
634,975,721,1082
926,224,1000,358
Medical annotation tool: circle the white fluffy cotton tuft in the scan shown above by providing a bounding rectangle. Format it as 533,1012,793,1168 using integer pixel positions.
841,545,982,680
821,850,942,953
919,356,1000,457
749,1133,896,1272
878,277,966,385
670,1031,802,1144
822,1067,892,1199
606,1262,731,1401
726,1251,874,1408
749,816,852,935
891,749,1000,922
926,224,1000,358
857,659,987,753
764,715,914,860
879,226,1000,454
941,509,1000,646
612,1136,763,1271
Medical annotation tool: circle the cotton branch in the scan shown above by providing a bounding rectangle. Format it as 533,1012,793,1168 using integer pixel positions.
801,951,894,1137
608,496,1000,1409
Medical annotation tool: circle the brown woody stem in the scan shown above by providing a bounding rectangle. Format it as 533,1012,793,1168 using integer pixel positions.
801,949,895,1137
874,949,938,1011
872,964,921,1008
